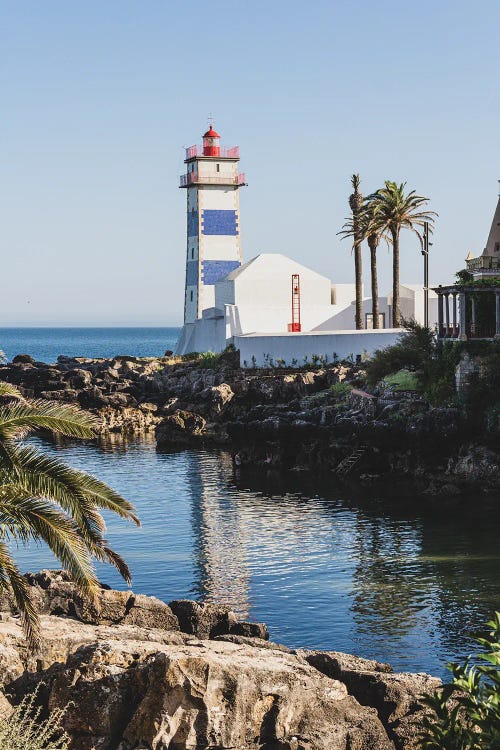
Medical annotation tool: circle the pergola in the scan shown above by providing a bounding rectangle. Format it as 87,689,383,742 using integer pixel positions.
434,284,500,340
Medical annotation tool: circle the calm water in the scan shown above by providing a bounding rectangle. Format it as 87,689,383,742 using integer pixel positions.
0,327,181,363
14,436,500,679
2,328,500,677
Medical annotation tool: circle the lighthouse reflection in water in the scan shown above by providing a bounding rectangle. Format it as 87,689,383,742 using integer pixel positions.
14,437,500,679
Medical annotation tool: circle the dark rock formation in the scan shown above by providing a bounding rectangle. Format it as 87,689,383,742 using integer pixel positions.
155,410,207,446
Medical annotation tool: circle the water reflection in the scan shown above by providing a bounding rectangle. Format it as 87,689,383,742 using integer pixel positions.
12,438,500,677
189,451,252,618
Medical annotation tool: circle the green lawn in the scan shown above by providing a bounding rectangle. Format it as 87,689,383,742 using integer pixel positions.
383,369,421,392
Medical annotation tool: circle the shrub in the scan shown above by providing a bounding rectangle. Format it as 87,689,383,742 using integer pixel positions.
0,687,70,750
419,611,500,749
366,320,435,386
329,381,352,402
197,351,219,369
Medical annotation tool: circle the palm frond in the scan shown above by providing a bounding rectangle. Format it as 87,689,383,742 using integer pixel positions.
0,495,100,596
0,400,98,442
2,443,139,525
0,383,24,400
0,541,39,649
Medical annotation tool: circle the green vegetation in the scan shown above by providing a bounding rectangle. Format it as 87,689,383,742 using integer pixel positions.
0,382,138,647
383,369,421,392
301,381,352,408
419,612,500,749
366,321,500,409
182,344,238,369
197,351,220,368
0,686,70,749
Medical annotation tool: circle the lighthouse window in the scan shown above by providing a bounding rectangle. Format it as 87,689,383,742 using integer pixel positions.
191,249,194,259
190,291,193,302
216,164,220,172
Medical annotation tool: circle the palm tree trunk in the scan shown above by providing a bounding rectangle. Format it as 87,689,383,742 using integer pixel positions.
368,236,379,328
354,238,363,329
392,228,400,327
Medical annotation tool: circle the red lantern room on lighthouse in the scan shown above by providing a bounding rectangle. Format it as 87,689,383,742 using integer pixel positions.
202,124,221,157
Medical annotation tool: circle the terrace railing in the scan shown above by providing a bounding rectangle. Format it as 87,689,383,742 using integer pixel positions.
185,145,240,160
466,255,500,272
179,172,246,187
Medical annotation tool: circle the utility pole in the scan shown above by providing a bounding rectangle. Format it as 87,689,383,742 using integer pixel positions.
422,222,430,327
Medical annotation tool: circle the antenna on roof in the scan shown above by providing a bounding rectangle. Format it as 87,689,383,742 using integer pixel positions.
207,112,214,127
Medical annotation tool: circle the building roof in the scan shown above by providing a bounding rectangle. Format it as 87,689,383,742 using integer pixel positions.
222,253,331,283
203,125,220,138
483,195,500,256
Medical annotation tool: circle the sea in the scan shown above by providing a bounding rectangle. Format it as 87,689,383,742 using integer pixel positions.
0,327,181,363
1,327,499,678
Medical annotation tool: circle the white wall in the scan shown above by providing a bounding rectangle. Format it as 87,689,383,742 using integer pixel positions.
235,329,402,368
178,315,226,354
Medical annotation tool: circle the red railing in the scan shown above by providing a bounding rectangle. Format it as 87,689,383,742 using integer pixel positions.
179,172,246,187
185,145,240,160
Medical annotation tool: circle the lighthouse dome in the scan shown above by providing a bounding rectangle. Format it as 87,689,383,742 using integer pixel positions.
203,125,220,138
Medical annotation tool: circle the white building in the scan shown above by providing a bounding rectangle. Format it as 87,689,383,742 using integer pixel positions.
176,125,436,365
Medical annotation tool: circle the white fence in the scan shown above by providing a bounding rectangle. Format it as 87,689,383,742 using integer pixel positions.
235,329,402,368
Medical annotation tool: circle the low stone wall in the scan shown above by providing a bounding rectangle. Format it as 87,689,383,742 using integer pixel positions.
235,329,401,368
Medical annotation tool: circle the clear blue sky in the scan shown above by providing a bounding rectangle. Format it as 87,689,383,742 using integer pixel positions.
2,0,499,326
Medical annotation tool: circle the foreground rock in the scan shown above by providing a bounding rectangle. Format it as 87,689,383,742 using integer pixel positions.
0,572,442,750
2,615,392,750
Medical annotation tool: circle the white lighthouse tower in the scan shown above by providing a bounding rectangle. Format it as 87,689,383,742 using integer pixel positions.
180,124,246,324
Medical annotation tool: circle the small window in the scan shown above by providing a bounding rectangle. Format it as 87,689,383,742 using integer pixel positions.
190,290,193,302
191,249,194,259
216,163,220,172
366,313,386,329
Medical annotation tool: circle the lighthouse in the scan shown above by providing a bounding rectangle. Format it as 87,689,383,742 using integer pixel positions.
180,124,246,324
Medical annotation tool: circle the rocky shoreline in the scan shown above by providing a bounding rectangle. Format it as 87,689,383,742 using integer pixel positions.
1,353,499,495
0,570,441,749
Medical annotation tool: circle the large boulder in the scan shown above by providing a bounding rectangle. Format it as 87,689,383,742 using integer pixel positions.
199,382,234,415
301,650,441,750
18,628,393,750
155,409,206,446
11,570,180,632
168,599,237,639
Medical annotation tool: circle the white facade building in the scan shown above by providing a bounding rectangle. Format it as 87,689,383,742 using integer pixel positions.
176,125,437,365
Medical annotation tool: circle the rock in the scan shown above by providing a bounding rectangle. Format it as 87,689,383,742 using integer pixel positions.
23,629,392,750
449,444,500,486
199,382,234,415
96,405,160,434
138,401,157,413
11,354,35,364
168,599,237,639
0,690,12,719
18,570,180,631
301,650,440,750
215,634,291,652
155,410,206,446
0,614,188,686
229,620,269,640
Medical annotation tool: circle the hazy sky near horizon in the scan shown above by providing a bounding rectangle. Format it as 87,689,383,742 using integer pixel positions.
2,0,499,326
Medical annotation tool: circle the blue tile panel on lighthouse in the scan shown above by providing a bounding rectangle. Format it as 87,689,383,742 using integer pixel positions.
187,212,198,237
186,261,199,286
201,210,239,235
201,260,241,285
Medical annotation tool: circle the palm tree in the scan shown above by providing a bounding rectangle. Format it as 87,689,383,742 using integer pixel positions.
368,182,436,327
338,175,364,329
363,198,392,329
0,382,139,647
339,193,386,329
